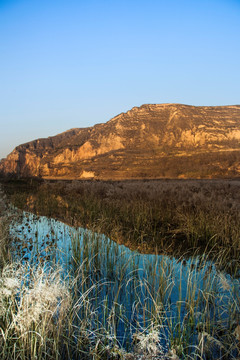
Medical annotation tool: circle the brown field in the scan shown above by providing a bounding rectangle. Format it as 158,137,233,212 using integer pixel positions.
4,178,240,263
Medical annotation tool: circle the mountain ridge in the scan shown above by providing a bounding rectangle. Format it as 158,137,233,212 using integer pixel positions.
1,103,240,179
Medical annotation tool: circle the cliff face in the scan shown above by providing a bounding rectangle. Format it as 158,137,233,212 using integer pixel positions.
1,104,240,179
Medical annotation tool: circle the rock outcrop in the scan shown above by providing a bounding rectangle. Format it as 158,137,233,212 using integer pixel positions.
1,103,240,179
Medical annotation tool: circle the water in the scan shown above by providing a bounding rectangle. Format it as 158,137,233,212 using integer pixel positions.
9,210,240,357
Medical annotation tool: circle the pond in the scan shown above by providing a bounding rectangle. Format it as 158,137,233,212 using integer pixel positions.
9,210,240,358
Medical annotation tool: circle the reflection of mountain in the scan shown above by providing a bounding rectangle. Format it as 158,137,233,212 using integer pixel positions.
1,103,240,179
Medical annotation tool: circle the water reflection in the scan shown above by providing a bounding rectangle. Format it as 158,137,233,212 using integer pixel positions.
10,211,240,357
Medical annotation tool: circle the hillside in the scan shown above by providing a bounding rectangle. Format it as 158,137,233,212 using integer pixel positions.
1,103,240,179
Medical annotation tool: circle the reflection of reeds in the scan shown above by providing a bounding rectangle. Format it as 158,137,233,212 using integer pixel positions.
4,212,240,359
0,249,239,359
6,179,240,261
1,180,240,359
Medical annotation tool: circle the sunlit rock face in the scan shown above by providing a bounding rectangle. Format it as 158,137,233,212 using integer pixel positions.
1,104,240,179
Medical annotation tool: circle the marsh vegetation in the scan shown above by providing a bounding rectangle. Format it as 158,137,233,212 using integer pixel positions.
6,179,240,258
0,179,240,359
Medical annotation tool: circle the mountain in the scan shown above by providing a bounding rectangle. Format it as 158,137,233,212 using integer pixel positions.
1,103,240,179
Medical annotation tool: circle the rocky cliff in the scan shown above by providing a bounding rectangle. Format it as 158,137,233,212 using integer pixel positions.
1,103,240,179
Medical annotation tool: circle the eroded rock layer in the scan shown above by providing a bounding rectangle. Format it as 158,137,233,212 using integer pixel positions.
1,104,240,179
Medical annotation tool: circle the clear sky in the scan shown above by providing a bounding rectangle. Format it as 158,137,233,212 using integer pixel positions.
0,0,240,159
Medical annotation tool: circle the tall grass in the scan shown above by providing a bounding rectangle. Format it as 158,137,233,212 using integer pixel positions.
6,179,240,258
1,179,240,359
0,251,239,359
0,185,10,268
1,210,240,360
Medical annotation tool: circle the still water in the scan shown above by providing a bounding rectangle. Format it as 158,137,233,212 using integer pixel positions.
9,210,240,357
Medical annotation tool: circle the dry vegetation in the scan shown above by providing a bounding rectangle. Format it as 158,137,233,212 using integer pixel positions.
0,227,239,360
6,179,240,260
0,180,240,359
0,186,10,268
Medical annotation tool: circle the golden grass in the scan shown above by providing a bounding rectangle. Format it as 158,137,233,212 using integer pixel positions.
6,179,240,258
0,179,240,359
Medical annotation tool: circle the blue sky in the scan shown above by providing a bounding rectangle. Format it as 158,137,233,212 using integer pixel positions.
0,0,240,159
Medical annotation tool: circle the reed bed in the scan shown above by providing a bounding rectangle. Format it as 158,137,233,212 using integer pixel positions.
0,252,239,359
1,179,240,359
6,179,240,257
1,211,240,360
0,185,11,268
